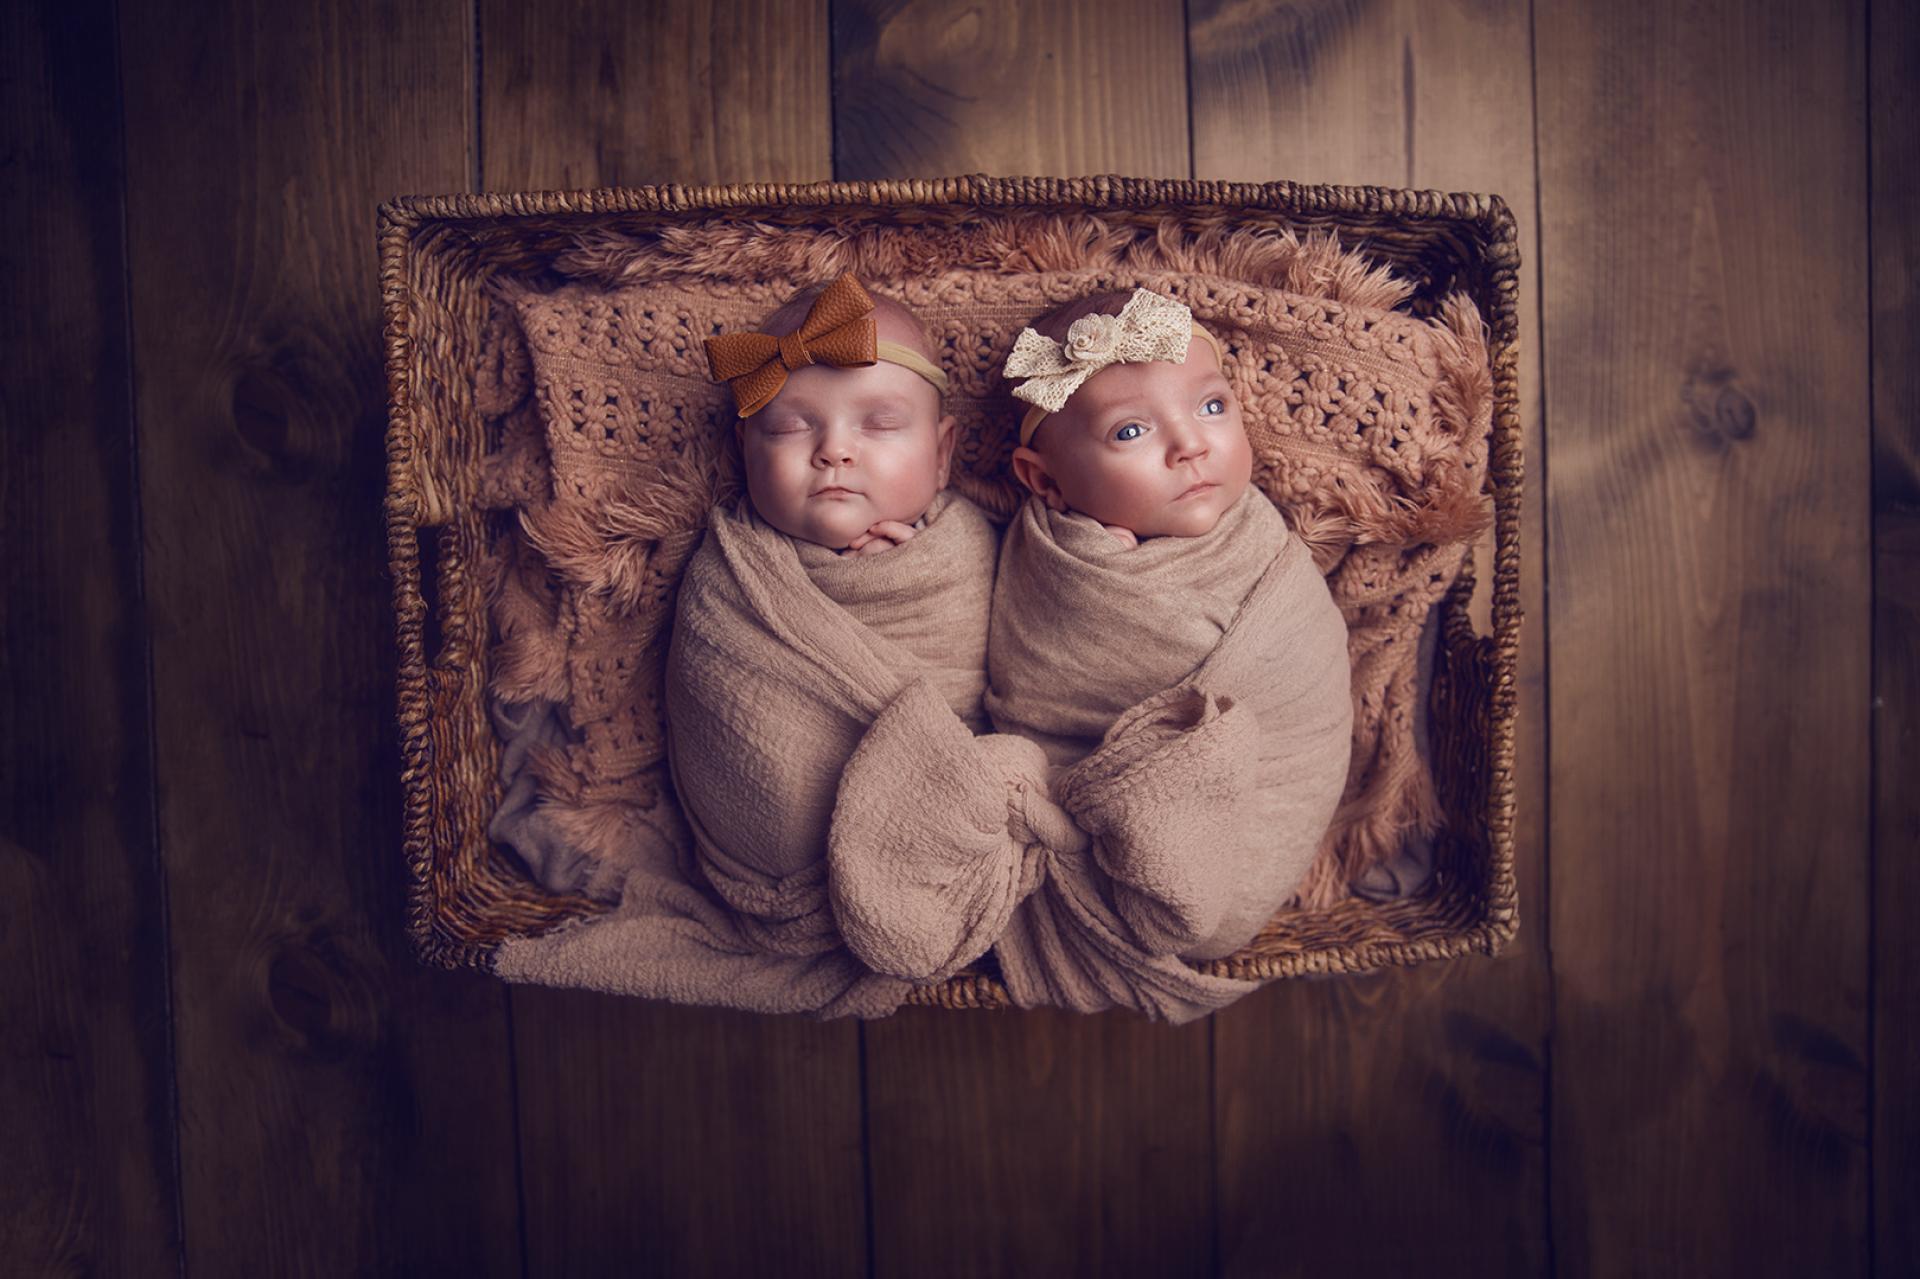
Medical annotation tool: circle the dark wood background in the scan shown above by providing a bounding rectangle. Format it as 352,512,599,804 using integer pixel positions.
2,0,1911,1274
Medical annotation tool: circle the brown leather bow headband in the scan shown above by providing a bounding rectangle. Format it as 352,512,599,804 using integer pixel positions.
704,273,949,417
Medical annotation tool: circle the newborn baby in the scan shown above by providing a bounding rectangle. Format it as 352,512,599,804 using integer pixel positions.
664,273,999,951
987,287,1354,958
1007,292,1246,550
715,273,959,559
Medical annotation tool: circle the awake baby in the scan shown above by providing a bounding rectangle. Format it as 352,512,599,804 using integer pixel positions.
988,287,1355,957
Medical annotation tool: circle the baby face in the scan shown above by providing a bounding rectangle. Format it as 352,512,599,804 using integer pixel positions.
1011,335,1252,539
737,309,957,550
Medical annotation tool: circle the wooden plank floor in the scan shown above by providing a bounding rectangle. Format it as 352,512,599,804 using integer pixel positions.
0,1,1906,1274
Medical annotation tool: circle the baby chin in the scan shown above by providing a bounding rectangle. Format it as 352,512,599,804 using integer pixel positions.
800,490,882,548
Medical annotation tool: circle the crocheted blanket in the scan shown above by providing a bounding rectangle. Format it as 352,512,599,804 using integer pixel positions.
475,213,1493,928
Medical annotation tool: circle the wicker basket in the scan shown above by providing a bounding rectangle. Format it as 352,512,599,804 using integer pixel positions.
379,175,1522,1009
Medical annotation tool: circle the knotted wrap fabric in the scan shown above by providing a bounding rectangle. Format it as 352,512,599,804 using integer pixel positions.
828,487,1353,1022
705,272,879,417
991,490,1353,959
829,674,1268,1021
490,490,1001,1020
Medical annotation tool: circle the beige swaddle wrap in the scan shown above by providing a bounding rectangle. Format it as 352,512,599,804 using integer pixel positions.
827,487,1352,1023
666,489,994,950
491,489,995,1016
988,487,1353,959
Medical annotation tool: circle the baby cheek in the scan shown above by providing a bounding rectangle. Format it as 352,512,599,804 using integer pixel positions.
1063,451,1160,523
874,428,939,469
1210,407,1251,472
1118,461,1180,514
744,441,811,509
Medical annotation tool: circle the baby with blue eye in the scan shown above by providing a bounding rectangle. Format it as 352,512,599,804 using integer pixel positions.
986,287,1353,956
989,287,1262,766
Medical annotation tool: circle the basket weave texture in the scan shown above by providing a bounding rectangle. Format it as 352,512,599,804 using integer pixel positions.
381,175,1523,1009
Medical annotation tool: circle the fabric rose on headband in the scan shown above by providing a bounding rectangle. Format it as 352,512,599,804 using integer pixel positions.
1063,313,1121,362
1003,288,1198,414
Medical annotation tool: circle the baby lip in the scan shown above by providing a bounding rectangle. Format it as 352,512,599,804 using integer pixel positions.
810,484,863,497
1175,479,1219,500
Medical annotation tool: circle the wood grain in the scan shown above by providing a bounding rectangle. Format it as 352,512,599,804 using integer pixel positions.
1188,2,1551,1271
479,4,867,1274
480,0,831,190
833,6,1214,1275
1871,0,1919,1273
864,1008,1213,1278
116,1,524,1271
510,993,866,1276
0,1,179,1271
1537,1,1872,1272
833,0,1190,180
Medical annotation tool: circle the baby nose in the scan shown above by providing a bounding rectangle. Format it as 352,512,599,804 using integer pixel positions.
1170,428,1209,461
813,434,856,466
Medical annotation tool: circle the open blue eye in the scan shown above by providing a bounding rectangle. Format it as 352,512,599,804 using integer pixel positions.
1201,397,1227,416
1114,423,1145,441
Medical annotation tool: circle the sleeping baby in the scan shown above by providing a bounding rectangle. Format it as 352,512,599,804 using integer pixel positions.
663,272,999,954
986,287,1355,959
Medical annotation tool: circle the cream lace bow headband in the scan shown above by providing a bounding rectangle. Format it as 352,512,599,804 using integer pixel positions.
1003,288,1222,446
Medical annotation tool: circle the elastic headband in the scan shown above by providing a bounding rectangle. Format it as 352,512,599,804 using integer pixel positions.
875,340,950,397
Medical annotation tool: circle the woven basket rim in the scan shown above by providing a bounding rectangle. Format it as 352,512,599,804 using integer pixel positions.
904,912,1517,1009
380,171,1525,1000
376,172,1517,238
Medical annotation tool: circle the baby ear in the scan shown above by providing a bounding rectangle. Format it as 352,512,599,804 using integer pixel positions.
1010,446,1068,512
934,413,958,487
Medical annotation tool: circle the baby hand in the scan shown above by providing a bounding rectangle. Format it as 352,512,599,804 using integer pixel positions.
1101,523,1139,548
843,520,920,557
